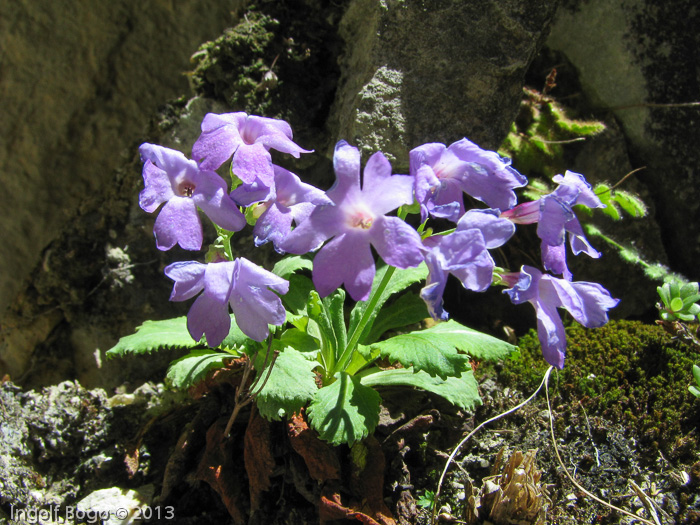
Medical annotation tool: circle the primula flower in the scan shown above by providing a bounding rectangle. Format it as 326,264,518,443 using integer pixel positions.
421,209,515,320
165,259,289,346
503,265,619,369
410,138,527,222
231,166,332,253
501,171,604,279
139,144,245,251
281,141,424,301
191,112,312,187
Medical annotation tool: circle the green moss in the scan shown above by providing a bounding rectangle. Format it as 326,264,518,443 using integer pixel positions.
188,3,343,132
190,12,279,115
498,87,605,179
500,320,700,456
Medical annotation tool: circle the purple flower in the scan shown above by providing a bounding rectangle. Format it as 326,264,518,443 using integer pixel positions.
165,258,289,346
421,209,515,320
504,265,619,368
501,171,604,279
231,166,332,253
139,144,246,251
410,139,527,222
281,141,424,301
191,112,312,187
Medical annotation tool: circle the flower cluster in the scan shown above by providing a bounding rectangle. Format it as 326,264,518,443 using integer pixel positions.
138,111,618,367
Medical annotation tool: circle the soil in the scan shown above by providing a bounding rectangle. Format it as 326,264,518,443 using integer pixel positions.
1,322,699,525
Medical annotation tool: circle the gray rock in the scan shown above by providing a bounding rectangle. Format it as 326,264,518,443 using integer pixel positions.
546,0,700,282
331,0,561,168
0,380,188,517
0,0,246,316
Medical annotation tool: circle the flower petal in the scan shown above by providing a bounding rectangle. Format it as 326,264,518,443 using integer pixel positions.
566,218,601,258
243,115,312,157
281,203,341,254
363,173,415,216
231,177,276,206
534,300,567,369
192,113,247,170
274,166,330,208
231,143,275,186
313,232,375,300
451,250,495,292
541,242,571,280
229,258,289,341
536,195,574,246
192,171,246,232
153,198,202,251
187,292,231,347
370,216,425,269
553,171,603,209
327,141,361,204
448,138,527,211
254,202,294,252
421,251,449,321
164,261,207,301
139,143,192,174
139,160,174,213
503,265,542,305
457,209,515,249
550,278,619,328
185,262,235,347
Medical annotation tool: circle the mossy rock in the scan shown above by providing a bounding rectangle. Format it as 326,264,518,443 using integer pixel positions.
500,320,700,456
188,5,342,132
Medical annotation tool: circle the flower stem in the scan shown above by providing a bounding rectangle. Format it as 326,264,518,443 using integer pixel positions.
332,208,411,376
333,264,397,376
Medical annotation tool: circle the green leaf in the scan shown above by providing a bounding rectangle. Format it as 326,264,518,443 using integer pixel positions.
278,328,320,355
692,364,700,386
671,297,685,312
307,290,339,361
282,274,315,321
680,282,699,298
362,292,429,344
272,255,313,280
307,372,381,446
106,317,200,358
348,263,429,343
360,367,482,410
367,320,516,379
670,281,681,299
613,190,647,218
324,289,347,352
166,349,236,389
220,318,253,350
254,346,319,420
594,185,620,220
657,284,671,308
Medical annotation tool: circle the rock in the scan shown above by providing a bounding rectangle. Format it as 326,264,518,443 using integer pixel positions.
0,0,246,315
331,0,561,167
0,379,190,517
76,485,155,525
546,0,700,282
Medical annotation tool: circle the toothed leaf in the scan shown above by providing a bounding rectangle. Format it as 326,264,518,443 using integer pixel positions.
254,346,319,420
166,349,237,389
106,317,201,358
366,320,516,379
307,372,381,446
361,367,482,410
